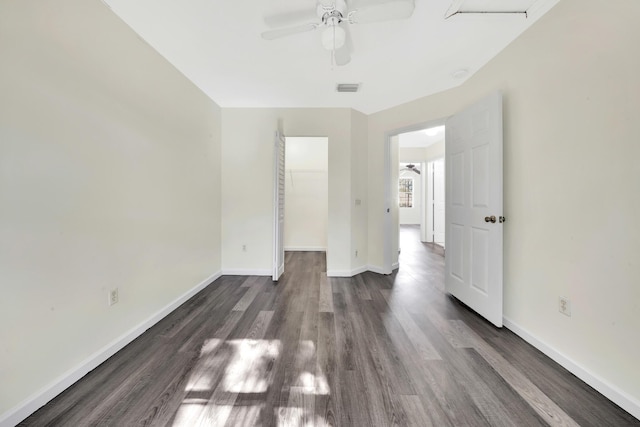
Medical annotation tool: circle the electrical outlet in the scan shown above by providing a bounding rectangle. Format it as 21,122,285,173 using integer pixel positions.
559,296,571,317
242,244,247,252
109,288,119,306
355,250,358,257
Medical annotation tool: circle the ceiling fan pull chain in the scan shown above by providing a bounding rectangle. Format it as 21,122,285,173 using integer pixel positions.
332,24,336,69
333,23,336,50
330,24,336,70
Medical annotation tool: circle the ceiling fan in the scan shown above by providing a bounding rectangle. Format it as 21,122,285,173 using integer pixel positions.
401,163,421,174
261,0,416,66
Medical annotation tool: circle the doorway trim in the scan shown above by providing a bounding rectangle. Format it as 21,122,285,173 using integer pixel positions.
383,118,447,274
426,156,445,245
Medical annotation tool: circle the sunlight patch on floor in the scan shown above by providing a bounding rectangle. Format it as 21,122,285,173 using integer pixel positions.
185,339,223,392
175,337,332,426
224,339,281,393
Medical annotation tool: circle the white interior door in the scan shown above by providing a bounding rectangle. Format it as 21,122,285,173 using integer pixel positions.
445,92,504,327
273,131,286,281
433,158,445,246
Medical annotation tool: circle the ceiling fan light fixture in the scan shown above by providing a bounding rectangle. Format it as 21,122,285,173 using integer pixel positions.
321,24,346,50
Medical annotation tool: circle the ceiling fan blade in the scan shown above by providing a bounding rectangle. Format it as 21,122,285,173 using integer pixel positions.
333,23,351,66
261,23,319,40
401,169,421,174
349,0,415,24
401,164,421,174
264,8,320,28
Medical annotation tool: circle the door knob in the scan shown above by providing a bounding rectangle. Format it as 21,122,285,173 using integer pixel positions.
484,215,496,223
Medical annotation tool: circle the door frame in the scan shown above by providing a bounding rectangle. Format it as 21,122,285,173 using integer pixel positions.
383,118,446,274
272,130,286,281
426,156,445,244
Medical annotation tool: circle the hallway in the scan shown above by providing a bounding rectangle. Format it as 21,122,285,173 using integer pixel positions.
398,224,445,291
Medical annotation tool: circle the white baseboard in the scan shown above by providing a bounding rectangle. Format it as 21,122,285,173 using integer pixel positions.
222,269,271,276
326,265,375,277
350,265,368,276
503,317,640,421
284,247,326,252
0,271,222,427
326,269,352,277
366,264,388,275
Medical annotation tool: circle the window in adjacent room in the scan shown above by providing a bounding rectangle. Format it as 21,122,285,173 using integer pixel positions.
399,177,413,208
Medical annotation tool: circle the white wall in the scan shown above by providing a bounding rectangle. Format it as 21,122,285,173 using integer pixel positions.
0,0,222,420
398,147,426,163
368,0,640,416
221,108,359,276
425,140,445,162
284,137,328,251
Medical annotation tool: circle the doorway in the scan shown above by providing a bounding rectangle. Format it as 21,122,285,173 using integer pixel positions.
384,93,504,326
284,137,329,252
385,123,446,273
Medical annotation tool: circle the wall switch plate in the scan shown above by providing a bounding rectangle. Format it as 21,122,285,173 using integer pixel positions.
559,296,571,317
109,288,119,306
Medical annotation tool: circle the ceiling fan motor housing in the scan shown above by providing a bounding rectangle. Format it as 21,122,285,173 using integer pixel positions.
317,0,347,20
322,10,343,25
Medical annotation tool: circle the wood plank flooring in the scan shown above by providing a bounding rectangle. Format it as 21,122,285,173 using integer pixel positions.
21,226,639,426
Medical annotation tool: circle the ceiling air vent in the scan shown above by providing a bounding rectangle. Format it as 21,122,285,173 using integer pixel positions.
336,83,360,93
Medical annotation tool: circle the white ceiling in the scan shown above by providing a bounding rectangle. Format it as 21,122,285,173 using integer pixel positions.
399,126,444,148
101,0,559,114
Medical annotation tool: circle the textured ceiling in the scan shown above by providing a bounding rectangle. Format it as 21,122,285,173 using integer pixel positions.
102,0,559,114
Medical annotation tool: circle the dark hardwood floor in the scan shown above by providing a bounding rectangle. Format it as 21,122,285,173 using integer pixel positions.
21,225,639,426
